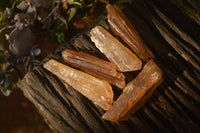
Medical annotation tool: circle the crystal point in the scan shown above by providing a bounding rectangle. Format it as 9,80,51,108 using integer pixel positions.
62,50,126,89
106,4,154,62
90,26,142,72
44,59,114,110
102,59,163,121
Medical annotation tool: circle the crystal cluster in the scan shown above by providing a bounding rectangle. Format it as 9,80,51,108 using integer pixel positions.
43,4,163,122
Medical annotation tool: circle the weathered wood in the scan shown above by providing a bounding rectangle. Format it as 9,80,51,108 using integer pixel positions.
19,1,200,132
169,0,200,25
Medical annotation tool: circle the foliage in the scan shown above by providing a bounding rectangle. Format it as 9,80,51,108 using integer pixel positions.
0,48,15,96
0,0,104,96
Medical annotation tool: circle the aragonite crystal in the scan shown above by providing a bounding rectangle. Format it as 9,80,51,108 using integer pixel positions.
90,26,142,72
106,4,154,62
62,49,125,89
43,59,113,110
102,59,163,122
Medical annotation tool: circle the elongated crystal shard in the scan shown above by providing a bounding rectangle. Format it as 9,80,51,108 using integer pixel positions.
62,50,125,89
43,59,113,110
90,26,142,72
102,59,163,122
106,4,154,62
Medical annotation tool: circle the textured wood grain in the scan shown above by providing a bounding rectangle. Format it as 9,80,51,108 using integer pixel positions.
19,1,200,132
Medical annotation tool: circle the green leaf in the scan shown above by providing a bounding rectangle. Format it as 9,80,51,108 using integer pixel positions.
68,1,82,6
67,7,77,22
56,32,65,43
80,1,97,8
5,34,9,40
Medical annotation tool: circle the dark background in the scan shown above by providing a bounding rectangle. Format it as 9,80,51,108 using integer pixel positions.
0,89,52,133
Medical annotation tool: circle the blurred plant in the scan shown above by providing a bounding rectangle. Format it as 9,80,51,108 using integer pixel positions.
0,0,108,96
0,48,17,96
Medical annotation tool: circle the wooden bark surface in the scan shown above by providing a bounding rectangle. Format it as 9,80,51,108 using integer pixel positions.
19,0,200,132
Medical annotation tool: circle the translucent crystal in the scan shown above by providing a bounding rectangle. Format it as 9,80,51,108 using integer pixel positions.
90,26,142,72
43,59,114,110
102,59,163,122
62,50,125,89
106,4,154,62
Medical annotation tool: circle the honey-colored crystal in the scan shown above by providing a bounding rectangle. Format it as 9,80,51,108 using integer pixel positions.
43,59,113,110
90,26,142,72
102,59,163,122
62,50,125,89
106,4,154,62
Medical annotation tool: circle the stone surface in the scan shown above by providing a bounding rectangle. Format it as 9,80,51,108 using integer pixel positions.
106,4,154,62
62,49,125,89
90,26,142,72
102,59,163,122
43,59,113,110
